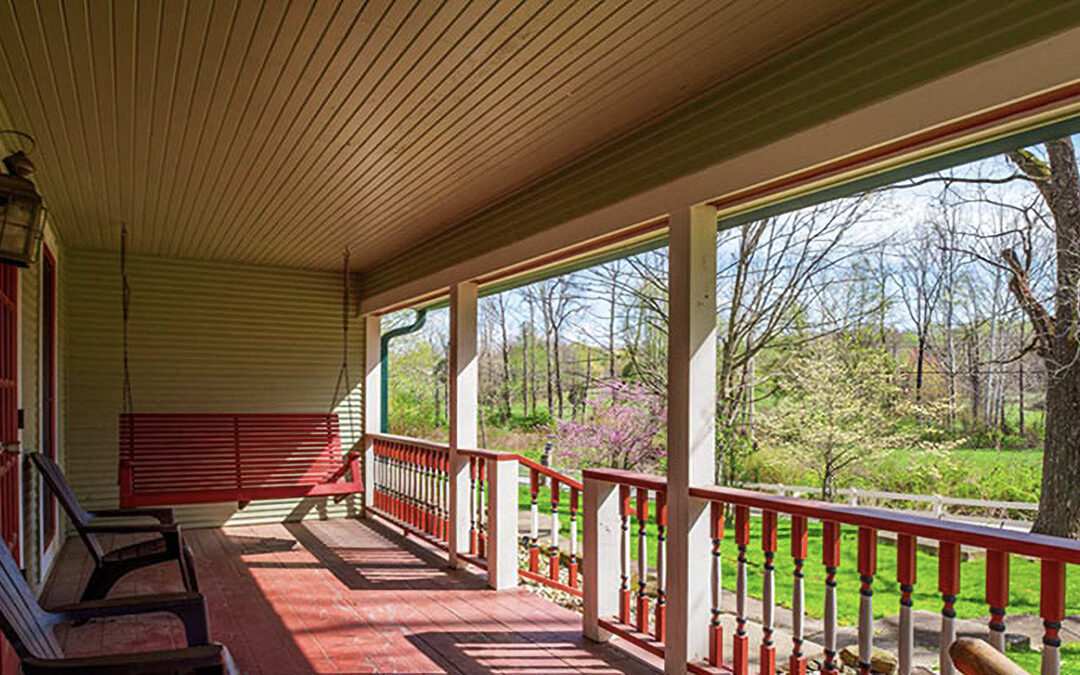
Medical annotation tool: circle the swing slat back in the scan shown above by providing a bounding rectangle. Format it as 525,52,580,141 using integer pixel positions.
118,413,362,507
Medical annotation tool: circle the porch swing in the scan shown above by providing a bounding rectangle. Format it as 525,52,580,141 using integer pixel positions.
117,230,363,508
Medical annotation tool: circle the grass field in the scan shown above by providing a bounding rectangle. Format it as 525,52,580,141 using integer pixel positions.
518,482,1075,625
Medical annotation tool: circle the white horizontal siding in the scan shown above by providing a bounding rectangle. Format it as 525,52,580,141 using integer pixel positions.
66,250,362,528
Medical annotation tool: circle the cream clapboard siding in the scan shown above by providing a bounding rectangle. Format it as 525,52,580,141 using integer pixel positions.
66,250,363,529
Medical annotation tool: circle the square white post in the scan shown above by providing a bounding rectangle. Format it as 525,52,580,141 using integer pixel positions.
362,314,381,511
665,204,718,673
486,456,519,589
584,477,621,642
449,281,479,569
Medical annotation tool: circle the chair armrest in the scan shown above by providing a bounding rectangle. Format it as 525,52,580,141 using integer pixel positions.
20,644,232,675
80,521,180,535
88,507,175,524
51,592,210,647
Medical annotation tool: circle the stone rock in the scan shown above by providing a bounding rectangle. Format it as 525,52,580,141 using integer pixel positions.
839,645,899,675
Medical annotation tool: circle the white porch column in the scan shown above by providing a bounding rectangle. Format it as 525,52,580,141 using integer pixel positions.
448,281,478,569
486,456,519,589
583,476,621,642
664,204,718,673
362,314,381,511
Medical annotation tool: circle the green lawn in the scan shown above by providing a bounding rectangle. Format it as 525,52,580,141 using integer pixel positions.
1009,643,1080,675
517,482,1078,625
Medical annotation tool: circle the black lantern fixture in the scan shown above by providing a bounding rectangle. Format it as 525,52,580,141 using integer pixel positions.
0,131,45,267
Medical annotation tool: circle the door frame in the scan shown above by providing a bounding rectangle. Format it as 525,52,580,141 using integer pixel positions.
38,244,58,581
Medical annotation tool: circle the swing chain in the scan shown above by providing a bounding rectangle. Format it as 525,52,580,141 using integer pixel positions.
331,249,358,443
120,226,134,414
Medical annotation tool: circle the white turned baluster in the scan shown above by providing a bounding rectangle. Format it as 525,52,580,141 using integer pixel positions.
733,505,750,675
569,488,579,586
549,481,561,582
940,542,960,675
823,522,841,675
762,511,778,675
858,528,877,675
636,487,649,633
709,502,722,667
897,535,917,675
790,516,808,675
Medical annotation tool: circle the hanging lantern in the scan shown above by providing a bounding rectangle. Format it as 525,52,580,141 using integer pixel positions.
0,139,46,267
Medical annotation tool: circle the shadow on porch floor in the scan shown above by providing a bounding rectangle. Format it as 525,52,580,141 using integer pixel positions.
42,516,660,674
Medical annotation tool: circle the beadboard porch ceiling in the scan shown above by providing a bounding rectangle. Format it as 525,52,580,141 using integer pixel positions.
1,1,1080,293
0,0,865,268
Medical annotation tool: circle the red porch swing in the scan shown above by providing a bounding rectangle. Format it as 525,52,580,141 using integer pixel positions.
117,236,362,509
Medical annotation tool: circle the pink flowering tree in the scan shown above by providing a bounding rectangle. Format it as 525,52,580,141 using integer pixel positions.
551,381,666,471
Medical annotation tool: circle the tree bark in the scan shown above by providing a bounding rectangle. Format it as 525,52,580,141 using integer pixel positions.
1006,139,1080,538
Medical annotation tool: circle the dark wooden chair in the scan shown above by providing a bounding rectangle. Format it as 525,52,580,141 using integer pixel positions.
0,529,237,674
31,452,199,601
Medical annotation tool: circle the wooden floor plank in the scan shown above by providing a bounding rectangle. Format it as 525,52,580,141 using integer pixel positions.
40,517,661,674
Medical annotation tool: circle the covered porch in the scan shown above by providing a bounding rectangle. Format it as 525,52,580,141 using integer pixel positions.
1,1,1080,674
43,518,658,674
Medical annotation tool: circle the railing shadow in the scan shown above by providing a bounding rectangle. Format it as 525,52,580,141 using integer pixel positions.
275,518,487,591
404,630,658,674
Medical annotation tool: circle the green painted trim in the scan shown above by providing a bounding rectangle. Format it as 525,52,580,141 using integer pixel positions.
362,0,1080,299
720,114,1080,229
413,111,1080,301
380,309,427,433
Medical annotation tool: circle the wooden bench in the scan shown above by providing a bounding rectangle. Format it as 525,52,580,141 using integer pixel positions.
118,413,362,508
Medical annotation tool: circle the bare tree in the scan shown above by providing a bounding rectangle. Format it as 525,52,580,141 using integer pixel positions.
897,225,944,401
1000,139,1080,537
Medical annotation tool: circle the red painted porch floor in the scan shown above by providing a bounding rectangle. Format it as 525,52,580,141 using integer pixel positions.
42,517,661,674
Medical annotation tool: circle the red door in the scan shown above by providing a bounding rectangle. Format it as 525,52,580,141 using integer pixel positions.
40,248,55,552
0,262,19,674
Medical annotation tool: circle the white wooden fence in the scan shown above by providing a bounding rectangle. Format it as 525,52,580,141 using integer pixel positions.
739,482,1038,528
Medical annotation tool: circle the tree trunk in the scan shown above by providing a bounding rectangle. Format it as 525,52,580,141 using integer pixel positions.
1020,138,1080,538
521,322,529,416
545,324,553,414
553,325,564,419
1018,361,1025,436
915,335,926,402
498,299,512,420
1033,345,1080,536
608,277,617,379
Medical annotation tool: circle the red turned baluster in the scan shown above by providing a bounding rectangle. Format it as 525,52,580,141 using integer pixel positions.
986,550,1009,653
529,471,540,574
393,442,401,516
654,489,667,641
761,510,778,675
709,501,724,667
477,459,487,558
1041,559,1065,675
822,521,841,675
939,541,960,675
897,534,917,675
857,527,877,675
468,457,478,554
635,487,650,634
549,480,561,582
569,487,580,589
425,449,434,535
789,515,808,675
408,446,417,527
733,504,750,675
619,485,632,624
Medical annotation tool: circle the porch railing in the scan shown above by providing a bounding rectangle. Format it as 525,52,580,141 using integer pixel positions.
365,436,1077,675
366,433,582,594
584,467,1079,675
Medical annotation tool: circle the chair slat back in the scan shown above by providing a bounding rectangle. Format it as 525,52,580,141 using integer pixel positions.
0,537,62,660
30,453,104,563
